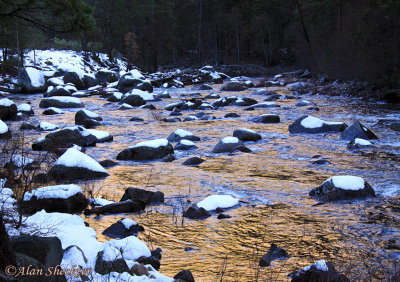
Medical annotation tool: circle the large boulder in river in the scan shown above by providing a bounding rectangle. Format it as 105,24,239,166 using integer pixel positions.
0,119,11,139
288,259,350,282
117,70,145,93
309,176,375,202
102,218,144,239
121,94,146,107
340,121,378,141
167,129,201,142
289,116,347,134
212,137,243,153
233,128,261,142
39,97,84,108
63,71,85,90
22,184,88,214
17,67,46,93
116,139,174,161
44,86,71,97
220,81,247,91
95,69,118,84
32,126,97,151
0,98,18,120
75,109,102,126
83,73,98,88
49,148,109,182
121,187,164,205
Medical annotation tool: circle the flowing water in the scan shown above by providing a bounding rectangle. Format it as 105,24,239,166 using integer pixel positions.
10,84,400,281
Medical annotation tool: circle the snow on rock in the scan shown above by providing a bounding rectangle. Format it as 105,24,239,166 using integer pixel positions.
10,154,34,168
303,260,329,272
43,107,64,115
26,67,45,87
289,115,347,134
0,119,9,134
17,103,32,113
87,129,112,142
101,236,151,261
354,138,372,146
54,148,107,173
38,121,59,131
197,195,239,211
23,184,82,201
309,175,375,201
120,218,138,229
117,139,173,161
82,109,100,119
222,137,239,144
47,77,64,86
130,139,169,149
0,98,14,107
128,89,155,101
89,198,115,207
39,96,84,108
17,67,46,92
167,129,200,142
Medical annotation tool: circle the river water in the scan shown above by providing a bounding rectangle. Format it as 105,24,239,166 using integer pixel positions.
10,84,400,281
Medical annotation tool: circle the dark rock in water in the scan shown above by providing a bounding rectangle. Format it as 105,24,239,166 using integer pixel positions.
231,145,252,153
212,137,243,153
162,117,181,123
20,122,37,130
161,153,176,162
93,200,146,214
102,218,144,239
11,236,63,269
80,118,101,129
382,89,400,104
288,260,350,282
21,189,88,214
224,113,240,118
137,81,153,93
217,213,231,219
182,157,205,166
0,123,11,139
312,159,331,165
204,93,220,99
117,74,143,93
183,116,197,122
141,104,156,110
193,84,212,90
253,114,280,124
282,94,297,99
129,116,144,122
234,97,258,106
167,130,201,142
0,98,18,121
63,71,85,90
45,86,71,97
340,121,378,141
116,140,174,161
136,254,161,271
121,94,146,107
49,165,108,182
233,129,262,142
183,204,211,219
42,108,63,115
175,141,198,150
263,94,281,101
170,110,183,116
347,138,373,150
75,109,102,125
95,70,118,84
220,81,247,91
309,176,375,202
95,250,129,275
83,74,98,88
121,187,164,205
174,270,195,282
259,244,290,267
295,100,314,107
307,106,320,111
99,159,119,168
289,115,347,134
165,101,184,111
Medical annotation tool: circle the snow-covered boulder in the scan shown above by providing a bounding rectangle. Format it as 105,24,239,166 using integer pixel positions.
0,119,11,139
87,129,113,143
22,184,88,214
39,96,84,108
107,92,123,102
340,121,378,141
220,81,247,91
164,101,184,111
46,77,64,87
174,140,198,150
253,114,280,124
126,89,155,101
37,121,59,131
309,176,375,202
136,80,153,93
17,103,34,116
75,109,102,127
197,195,239,211
44,85,71,97
63,71,85,90
288,259,349,281
49,148,109,181
289,115,347,134
102,218,144,239
347,138,373,150
32,126,97,151
95,69,118,84
116,139,174,161
83,73,98,88
117,71,145,93
167,129,201,142
233,128,262,142
118,103,134,110
42,107,64,115
0,98,18,120
212,137,243,153
17,67,46,93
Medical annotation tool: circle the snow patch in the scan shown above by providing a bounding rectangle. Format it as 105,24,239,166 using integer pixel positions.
197,195,239,211
102,236,151,261
25,67,45,87
54,148,107,173
130,139,169,149
174,129,194,137
0,119,8,134
0,98,14,107
354,138,372,146
325,176,365,191
39,122,59,131
222,137,239,144
120,218,138,229
23,184,82,201
302,259,329,272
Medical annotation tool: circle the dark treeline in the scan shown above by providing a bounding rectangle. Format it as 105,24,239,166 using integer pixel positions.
1,0,400,86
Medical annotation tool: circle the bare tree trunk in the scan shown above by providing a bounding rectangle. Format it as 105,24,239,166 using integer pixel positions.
259,29,268,66
235,19,240,64
0,215,16,271
151,0,157,72
294,0,312,49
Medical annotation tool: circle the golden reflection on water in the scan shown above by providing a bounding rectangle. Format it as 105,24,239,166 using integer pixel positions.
10,85,400,281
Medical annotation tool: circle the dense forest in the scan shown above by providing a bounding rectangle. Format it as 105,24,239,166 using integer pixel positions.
1,0,400,86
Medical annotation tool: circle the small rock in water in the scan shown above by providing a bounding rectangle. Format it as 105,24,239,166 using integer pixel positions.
182,157,205,166
173,270,195,282
217,213,231,219
99,159,119,168
259,244,290,267
288,260,350,282
224,113,240,118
